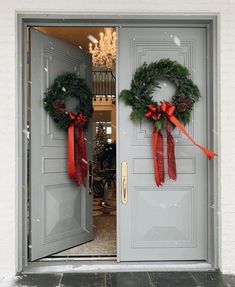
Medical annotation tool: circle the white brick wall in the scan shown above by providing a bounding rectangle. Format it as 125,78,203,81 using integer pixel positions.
0,0,235,276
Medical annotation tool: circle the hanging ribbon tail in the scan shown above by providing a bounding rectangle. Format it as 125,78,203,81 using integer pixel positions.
166,120,177,180
74,123,82,187
80,127,88,186
157,130,165,184
74,125,88,187
67,114,76,179
67,112,88,187
152,129,165,187
169,115,217,160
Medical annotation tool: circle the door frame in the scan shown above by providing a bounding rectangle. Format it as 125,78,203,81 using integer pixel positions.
17,13,220,272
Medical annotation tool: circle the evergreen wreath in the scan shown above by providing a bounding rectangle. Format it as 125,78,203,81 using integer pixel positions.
119,58,200,130
43,72,93,129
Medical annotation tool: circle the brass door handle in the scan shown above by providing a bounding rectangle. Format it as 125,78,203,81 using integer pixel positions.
121,162,128,204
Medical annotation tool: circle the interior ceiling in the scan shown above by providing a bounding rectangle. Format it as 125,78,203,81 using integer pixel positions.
34,27,114,52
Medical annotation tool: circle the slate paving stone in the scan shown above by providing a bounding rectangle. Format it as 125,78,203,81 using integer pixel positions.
191,271,235,287
148,271,198,287
7,273,62,287
60,273,105,287
223,274,235,287
1,271,235,287
106,272,152,287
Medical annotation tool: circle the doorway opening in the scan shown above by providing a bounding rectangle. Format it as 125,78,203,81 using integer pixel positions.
20,16,218,271
28,26,117,260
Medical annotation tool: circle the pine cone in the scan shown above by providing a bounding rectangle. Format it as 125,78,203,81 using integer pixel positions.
177,102,188,113
52,100,65,110
187,100,193,109
178,95,186,102
56,107,65,115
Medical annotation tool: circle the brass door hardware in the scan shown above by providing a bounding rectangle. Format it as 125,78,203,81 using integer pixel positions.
121,161,128,204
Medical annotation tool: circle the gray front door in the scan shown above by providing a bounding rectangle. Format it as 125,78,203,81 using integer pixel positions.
118,27,208,261
30,29,93,261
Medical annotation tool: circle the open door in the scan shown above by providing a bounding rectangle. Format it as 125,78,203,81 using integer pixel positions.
29,28,93,260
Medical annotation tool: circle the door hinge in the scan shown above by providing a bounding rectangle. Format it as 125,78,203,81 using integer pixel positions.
28,234,32,260
27,51,30,64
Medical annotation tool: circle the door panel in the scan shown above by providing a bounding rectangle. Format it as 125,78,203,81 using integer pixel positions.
118,27,207,261
30,29,93,261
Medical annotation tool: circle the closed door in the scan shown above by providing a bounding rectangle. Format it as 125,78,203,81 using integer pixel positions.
118,27,208,261
30,29,93,261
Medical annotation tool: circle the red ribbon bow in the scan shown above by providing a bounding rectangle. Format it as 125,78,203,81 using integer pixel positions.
67,112,88,187
145,101,217,187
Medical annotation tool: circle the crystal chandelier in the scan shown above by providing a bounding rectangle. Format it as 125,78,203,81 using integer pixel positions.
88,28,116,70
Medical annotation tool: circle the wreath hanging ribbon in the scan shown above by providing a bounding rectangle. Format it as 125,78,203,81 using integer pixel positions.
120,58,217,187
43,72,93,187
68,112,88,186
145,101,217,186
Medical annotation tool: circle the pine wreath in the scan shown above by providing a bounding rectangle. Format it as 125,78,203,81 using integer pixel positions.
119,58,216,188
43,72,93,129
119,58,200,130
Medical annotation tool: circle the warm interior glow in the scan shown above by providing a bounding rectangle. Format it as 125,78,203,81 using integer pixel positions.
89,28,116,70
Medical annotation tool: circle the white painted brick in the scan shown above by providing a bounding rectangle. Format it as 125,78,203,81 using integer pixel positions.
0,0,235,277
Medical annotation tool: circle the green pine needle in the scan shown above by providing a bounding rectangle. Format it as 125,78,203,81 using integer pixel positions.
43,72,93,130
119,58,200,128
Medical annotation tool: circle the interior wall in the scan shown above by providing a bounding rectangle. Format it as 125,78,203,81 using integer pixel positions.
0,1,235,276
93,99,116,142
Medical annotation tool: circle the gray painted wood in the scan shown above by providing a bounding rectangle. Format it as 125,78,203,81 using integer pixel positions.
118,27,208,261
30,29,93,261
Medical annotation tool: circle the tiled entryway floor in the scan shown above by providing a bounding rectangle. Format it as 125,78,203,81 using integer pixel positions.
1,271,235,287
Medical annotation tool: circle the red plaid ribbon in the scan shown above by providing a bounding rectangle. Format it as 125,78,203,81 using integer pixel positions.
67,112,88,187
145,101,217,187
